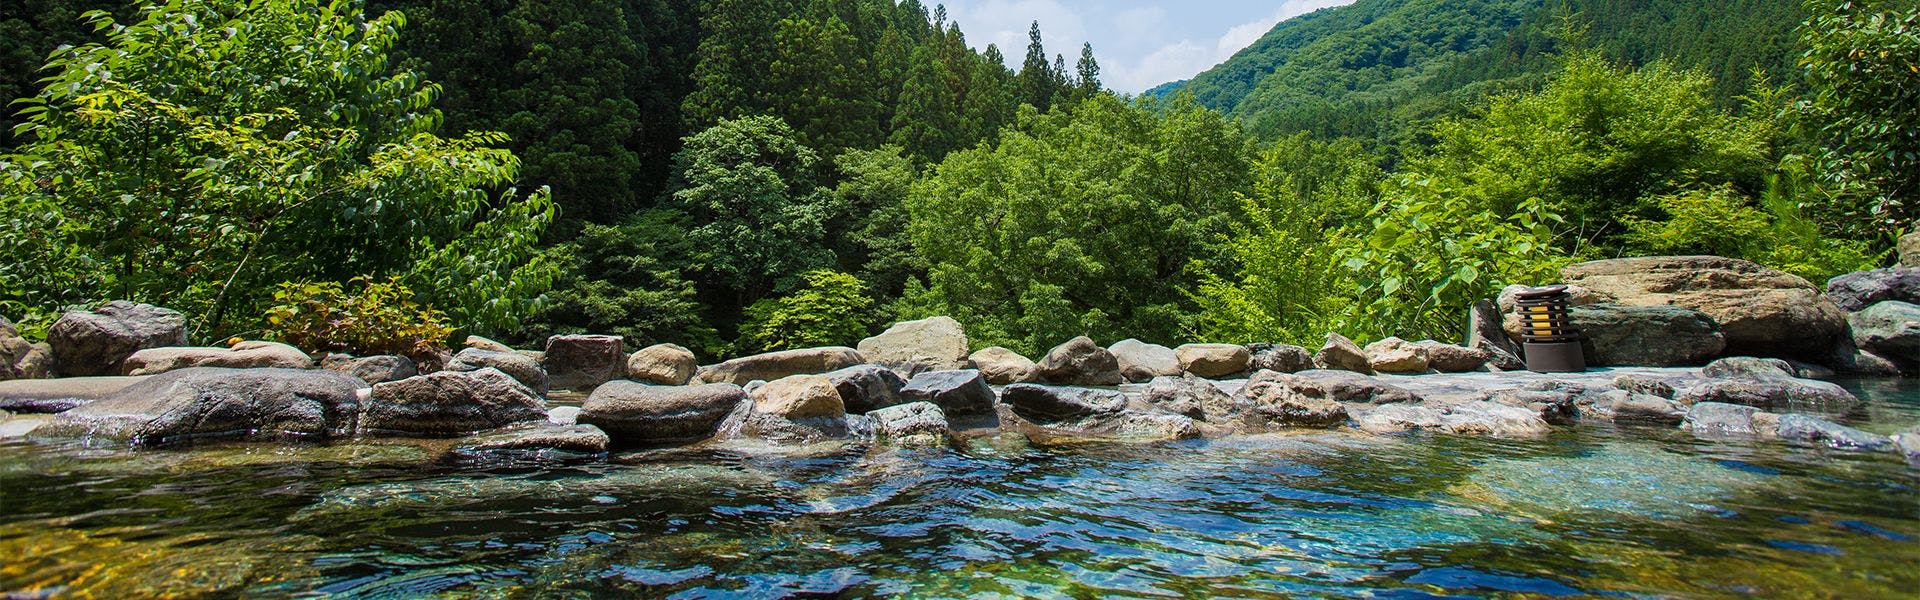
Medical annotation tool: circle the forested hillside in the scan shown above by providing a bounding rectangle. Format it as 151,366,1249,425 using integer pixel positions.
1,0,1911,366
1154,0,1808,152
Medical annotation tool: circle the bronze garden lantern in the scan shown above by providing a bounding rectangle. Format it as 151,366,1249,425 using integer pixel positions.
1513,284,1586,373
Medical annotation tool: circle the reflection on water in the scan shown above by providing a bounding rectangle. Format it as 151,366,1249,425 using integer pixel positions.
3,379,1918,598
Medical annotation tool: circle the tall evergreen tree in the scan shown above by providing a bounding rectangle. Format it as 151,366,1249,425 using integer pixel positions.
1075,42,1102,99
1017,21,1056,111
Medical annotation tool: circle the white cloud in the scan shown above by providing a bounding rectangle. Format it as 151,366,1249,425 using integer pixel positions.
1119,0,1355,93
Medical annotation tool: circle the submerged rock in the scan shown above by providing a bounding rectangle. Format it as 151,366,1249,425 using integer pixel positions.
1561,255,1847,360
544,334,625,391
824,364,907,414
1893,427,1920,464
697,347,866,386
625,343,697,386
448,348,548,395
453,422,610,458
1109,339,1181,382
36,367,363,444
1176,343,1252,378
857,316,970,372
49,301,189,376
1032,337,1124,386
1773,414,1893,452
578,381,746,446
968,346,1035,384
1682,402,1781,437
363,368,547,436
868,401,950,446
898,369,995,417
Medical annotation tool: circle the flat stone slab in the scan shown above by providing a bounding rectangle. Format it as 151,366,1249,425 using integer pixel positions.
0,376,149,413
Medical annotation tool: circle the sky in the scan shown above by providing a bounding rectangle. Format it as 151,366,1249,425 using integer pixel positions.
936,0,1359,94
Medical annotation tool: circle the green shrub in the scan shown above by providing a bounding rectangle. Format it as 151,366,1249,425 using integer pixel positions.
263,277,454,364
736,270,873,353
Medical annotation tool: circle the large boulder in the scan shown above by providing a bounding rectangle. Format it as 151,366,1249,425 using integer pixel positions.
1108,339,1181,382
1,316,46,381
750,374,846,420
1139,376,1239,422
1000,384,1126,423
899,369,995,417
1032,337,1124,386
1363,337,1429,373
1314,333,1373,374
1560,256,1848,359
868,401,950,446
1849,301,1920,368
1570,304,1725,367
543,335,625,391
968,347,1035,384
1826,268,1920,312
48,301,188,376
449,348,549,395
626,343,697,386
363,368,547,436
1246,343,1315,374
121,341,315,376
857,316,970,372
1415,341,1491,372
578,381,746,445
320,354,418,385
697,347,866,386
35,368,363,444
824,365,907,414
1175,343,1252,379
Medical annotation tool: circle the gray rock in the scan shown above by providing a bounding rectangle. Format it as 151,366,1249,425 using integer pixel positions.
1702,356,1796,380
1683,402,1780,437
544,335,625,391
454,422,610,457
36,368,363,444
1247,343,1315,373
0,317,47,381
1676,377,1860,412
1108,339,1181,382
1236,371,1351,428
48,301,188,376
122,341,315,375
1826,268,1920,312
1029,411,1200,441
547,406,582,426
450,348,548,395
1175,343,1253,378
1612,374,1676,399
1774,414,1894,452
1139,375,1239,422
869,401,950,446
1249,369,1418,405
1352,404,1447,434
0,375,147,413
968,346,1035,384
824,365,907,414
1849,301,1920,369
1416,341,1491,372
857,316,971,372
1468,298,1526,370
899,369,995,417
464,335,515,353
1364,337,1430,373
321,354,417,385
1001,384,1127,423
1572,304,1725,367
578,381,746,445
363,368,548,436
697,347,867,386
1436,401,1551,436
1586,390,1685,425
1032,337,1124,386
626,343,697,386
1314,332,1373,374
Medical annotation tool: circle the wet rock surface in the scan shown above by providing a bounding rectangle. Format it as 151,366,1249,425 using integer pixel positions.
578,382,746,446
898,369,995,417
36,368,364,444
1561,256,1847,360
363,368,548,436
824,365,907,414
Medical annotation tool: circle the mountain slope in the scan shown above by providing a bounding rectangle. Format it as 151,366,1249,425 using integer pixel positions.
1158,0,1808,146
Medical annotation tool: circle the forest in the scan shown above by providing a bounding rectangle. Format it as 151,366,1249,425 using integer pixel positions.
0,0,1914,362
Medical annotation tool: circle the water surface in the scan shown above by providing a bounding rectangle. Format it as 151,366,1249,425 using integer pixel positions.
3,379,1918,598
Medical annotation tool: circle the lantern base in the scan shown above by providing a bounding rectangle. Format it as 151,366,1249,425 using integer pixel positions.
1523,341,1587,373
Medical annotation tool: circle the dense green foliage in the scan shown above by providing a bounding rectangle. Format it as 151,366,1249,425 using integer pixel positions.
262,277,455,364
1,0,554,339
737,269,873,353
1800,0,1920,233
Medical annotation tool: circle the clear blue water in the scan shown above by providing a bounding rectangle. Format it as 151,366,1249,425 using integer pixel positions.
3,378,1918,598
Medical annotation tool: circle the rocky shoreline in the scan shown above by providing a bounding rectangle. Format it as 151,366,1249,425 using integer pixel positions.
2,254,1918,467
